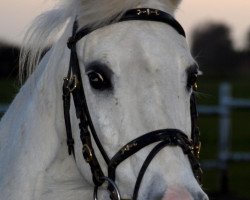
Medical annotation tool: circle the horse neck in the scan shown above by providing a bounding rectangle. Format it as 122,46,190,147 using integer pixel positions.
0,26,89,200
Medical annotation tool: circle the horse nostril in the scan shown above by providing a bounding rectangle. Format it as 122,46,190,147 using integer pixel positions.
161,186,193,200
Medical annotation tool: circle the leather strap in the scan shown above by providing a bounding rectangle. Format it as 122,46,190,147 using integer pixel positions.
62,79,75,156
108,129,189,181
64,21,107,185
133,141,172,200
121,8,185,37
107,129,194,200
67,8,185,48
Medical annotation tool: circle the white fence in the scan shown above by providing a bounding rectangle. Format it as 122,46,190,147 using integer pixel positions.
1,82,250,192
199,82,250,193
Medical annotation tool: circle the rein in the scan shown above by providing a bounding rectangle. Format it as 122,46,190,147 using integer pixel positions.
62,8,202,200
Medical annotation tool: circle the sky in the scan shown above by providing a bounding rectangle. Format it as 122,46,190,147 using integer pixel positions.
0,0,250,49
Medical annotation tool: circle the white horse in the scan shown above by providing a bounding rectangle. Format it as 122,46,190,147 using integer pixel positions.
0,0,209,200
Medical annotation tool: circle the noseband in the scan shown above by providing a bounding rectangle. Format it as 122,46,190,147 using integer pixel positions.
62,8,202,200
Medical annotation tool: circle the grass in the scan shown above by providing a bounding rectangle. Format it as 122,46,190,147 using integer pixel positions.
0,76,250,199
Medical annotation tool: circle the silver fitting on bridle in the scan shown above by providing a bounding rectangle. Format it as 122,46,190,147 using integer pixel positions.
94,177,121,200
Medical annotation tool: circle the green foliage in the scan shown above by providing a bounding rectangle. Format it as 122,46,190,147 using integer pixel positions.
191,22,250,81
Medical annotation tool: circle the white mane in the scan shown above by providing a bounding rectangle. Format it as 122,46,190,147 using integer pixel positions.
19,0,181,82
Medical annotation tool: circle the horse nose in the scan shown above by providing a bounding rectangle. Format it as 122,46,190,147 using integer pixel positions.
161,185,209,200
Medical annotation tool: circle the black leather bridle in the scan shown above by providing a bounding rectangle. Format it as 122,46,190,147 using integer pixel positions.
62,8,202,200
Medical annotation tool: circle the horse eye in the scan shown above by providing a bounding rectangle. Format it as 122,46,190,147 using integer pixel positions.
87,71,111,90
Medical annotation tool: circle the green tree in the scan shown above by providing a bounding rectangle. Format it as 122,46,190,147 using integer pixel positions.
191,22,237,78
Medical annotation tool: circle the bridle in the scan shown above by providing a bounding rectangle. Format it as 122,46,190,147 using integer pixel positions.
62,8,202,200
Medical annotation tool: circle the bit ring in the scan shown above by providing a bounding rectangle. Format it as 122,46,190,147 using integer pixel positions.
94,177,121,200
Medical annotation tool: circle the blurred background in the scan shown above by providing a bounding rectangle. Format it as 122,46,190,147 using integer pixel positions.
0,0,250,199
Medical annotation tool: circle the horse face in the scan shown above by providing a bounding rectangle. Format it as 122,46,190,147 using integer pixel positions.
74,21,208,200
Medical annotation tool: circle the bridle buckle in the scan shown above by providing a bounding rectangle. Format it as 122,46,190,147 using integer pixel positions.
63,75,79,94
82,144,93,163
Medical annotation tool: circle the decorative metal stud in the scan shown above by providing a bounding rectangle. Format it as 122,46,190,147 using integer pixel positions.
193,83,198,91
194,141,201,158
137,8,160,16
121,143,137,154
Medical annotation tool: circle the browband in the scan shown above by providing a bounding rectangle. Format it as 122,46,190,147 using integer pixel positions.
67,8,185,48
120,8,185,37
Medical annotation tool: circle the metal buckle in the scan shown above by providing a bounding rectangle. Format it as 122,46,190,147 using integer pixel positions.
137,8,160,16
94,177,121,200
82,144,93,163
63,75,79,93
